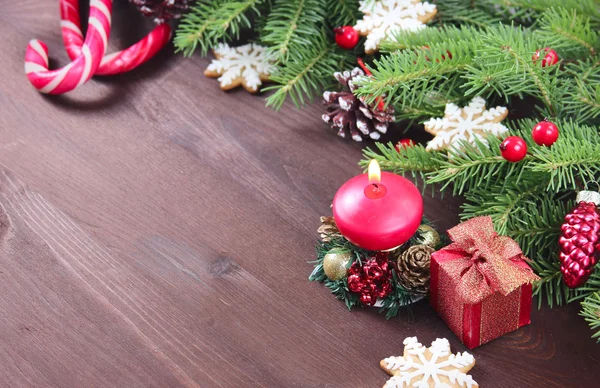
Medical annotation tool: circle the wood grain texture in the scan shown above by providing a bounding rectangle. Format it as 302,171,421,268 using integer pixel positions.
0,1,598,387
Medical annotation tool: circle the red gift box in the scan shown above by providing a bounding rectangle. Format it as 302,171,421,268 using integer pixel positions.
429,216,539,349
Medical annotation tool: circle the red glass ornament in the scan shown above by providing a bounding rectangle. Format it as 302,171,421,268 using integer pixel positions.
559,191,600,288
532,48,559,67
499,136,528,162
334,26,359,50
395,138,415,151
532,119,559,146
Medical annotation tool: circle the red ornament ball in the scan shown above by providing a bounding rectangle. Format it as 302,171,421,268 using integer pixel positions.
532,48,559,67
499,136,528,162
395,138,415,151
334,26,359,50
532,120,559,146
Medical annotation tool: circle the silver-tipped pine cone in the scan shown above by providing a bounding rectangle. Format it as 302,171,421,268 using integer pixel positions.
322,68,394,142
130,0,190,22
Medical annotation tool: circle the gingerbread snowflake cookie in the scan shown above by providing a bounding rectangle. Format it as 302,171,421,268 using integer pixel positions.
204,43,275,93
424,97,509,151
355,0,437,54
381,337,478,388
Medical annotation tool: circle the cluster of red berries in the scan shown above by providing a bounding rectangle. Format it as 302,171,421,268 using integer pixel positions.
347,253,393,306
500,119,559,162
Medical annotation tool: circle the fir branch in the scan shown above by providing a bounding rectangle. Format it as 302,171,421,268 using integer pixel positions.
562,60,600,121
361,142,445,184
426,137,520,195
261,0,325,63
326,0,361,28
498,0,600,23
530,258,578,308
434,0,503,28
354,44,474,108
379,25,481,53
537,8,600,58
574,268,600,301
581,292,600,342
503,199,568,257
527,120,600,191
463,25,561,116
462,186,569,258
264,34,353,110
174,0,262,56
460,178,547,235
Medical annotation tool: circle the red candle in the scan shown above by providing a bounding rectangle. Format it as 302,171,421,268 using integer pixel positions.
332,160,423,251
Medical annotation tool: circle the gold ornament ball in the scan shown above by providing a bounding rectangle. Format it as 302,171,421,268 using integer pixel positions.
323,252,352,281
417,225,441,248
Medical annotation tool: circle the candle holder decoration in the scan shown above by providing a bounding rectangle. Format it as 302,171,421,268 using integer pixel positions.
310,161,444,318
310,216,443,318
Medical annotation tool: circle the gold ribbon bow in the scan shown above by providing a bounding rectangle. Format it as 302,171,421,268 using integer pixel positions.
444,216,539,304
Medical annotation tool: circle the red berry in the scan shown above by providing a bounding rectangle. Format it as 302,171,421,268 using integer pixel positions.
334,26,359,50
395,138,415,151
532,120,559,146
499,136,528,162
532,48,559,67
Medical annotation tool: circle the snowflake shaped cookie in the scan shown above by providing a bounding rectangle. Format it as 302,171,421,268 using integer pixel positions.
355,0,437,54
424,96,509,151
381,337,478,388
204,43,275,93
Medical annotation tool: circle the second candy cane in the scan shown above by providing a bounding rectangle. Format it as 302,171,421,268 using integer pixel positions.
60,0,171,76
24,0,113,94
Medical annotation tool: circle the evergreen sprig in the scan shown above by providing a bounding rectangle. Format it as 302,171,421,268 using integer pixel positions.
581,292,600,342
487,0,600,24
563,60,600,121
264,33,353,110
261,0,325,62
537,8,599,58
434,0,503,28
174,0,263,56
325,0,361,28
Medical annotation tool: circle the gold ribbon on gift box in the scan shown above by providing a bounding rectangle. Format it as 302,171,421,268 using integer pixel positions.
443,216,540,304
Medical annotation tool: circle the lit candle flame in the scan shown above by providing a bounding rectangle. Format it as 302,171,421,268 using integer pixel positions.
368,160,381,184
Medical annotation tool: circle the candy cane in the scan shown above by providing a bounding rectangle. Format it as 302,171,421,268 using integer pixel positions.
60,0,171,76
25,0,112,94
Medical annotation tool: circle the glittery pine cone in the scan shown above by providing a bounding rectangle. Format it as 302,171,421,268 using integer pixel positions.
130,0,190,22
395,245,434,294
322,68,395,142
559,192,600,288
318,216,341,242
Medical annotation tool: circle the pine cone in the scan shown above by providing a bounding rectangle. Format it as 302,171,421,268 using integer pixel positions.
130,0,190,22
395,245,434,294
322,68,395,142
318,216,341,242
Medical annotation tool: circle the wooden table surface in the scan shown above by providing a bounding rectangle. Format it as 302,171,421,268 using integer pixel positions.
1,1,599,387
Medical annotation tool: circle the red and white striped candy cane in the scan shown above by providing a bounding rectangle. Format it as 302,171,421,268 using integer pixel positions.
60,0,171,76
25,0,112,94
